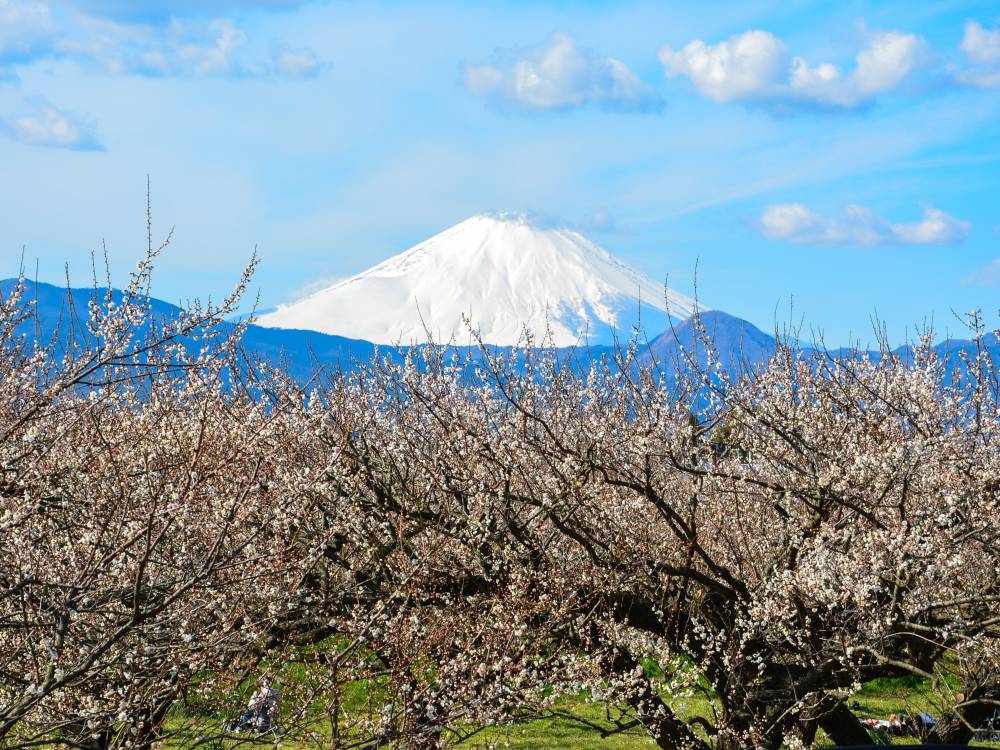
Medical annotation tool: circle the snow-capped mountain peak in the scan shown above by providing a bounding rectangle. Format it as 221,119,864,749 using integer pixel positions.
257,214,701,347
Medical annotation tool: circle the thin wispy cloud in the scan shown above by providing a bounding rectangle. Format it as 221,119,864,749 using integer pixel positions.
69,0,310,22
658,26,931,112
575,210,620,234
0,0,323,79
954,20,1000,88
289,275,348,300
271,44,324,78
138,18,249,77
757,203,970,246
963,258,1000,287
0,97,103,150
66,15,324,79
0,0,54,76
464,33,663,113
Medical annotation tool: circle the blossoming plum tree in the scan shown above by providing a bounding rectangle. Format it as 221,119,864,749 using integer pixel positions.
1,235,997,749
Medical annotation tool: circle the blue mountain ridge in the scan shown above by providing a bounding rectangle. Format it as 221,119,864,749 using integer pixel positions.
0,278,382,381
643,309,1000,381
2,279,996,381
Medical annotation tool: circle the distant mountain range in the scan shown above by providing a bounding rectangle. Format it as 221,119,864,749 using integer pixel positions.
3,278,995,387
3,214,995,381
0,278,381,382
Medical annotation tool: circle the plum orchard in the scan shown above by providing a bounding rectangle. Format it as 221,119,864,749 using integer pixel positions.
316,326,1000,750
0,255,997,748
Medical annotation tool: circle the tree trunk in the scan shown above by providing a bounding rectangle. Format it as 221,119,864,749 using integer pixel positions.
926,701,996,744
927,676,1000,745
127,685,179,750
817,700,874,747
606,649,711,750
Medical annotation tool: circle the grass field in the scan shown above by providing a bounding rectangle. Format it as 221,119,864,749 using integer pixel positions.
454,685,1000,749
159,642,1000,748
465,697,1000,748
162,674,1000,748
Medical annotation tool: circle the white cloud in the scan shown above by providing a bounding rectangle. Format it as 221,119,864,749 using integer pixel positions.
65,17,262,78
0,1,323,79
69,0,308,22
128,19,324,79
758,203,970,247
658,30,787,104
0,0,54,69
852,30,926,94
963,258,1000,287
289,275,347,301
1,98,103,150
83,16,327,79
173,18,247,75
955,21,1000,88
465,33,662,113
659,27,929,111
0,0,50,40
961,20,1000,65
576,210,620,234
271,45,323,78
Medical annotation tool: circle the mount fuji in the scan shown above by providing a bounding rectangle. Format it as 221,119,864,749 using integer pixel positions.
257,213,702,347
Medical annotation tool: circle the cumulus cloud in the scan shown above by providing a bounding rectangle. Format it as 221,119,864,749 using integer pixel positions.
0,97,103,150
465,33,662,113
961,20,1000,65
658,29,786,104
659,26,930,111
757,203,970,247
955,21,1000,88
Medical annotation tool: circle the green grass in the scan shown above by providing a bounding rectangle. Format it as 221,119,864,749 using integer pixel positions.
463,701,658,749
161,695,1000,749
454,690,1000,749
159,663,1000,749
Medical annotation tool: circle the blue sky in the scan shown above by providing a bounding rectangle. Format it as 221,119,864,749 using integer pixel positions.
1,0,999,345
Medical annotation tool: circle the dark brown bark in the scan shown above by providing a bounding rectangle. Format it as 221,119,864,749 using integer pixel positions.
817,700,874,747
127,684,179,750
605,649,711,750
926,700,998,744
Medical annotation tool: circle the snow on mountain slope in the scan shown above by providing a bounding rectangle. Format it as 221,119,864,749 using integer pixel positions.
257,213,702,347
